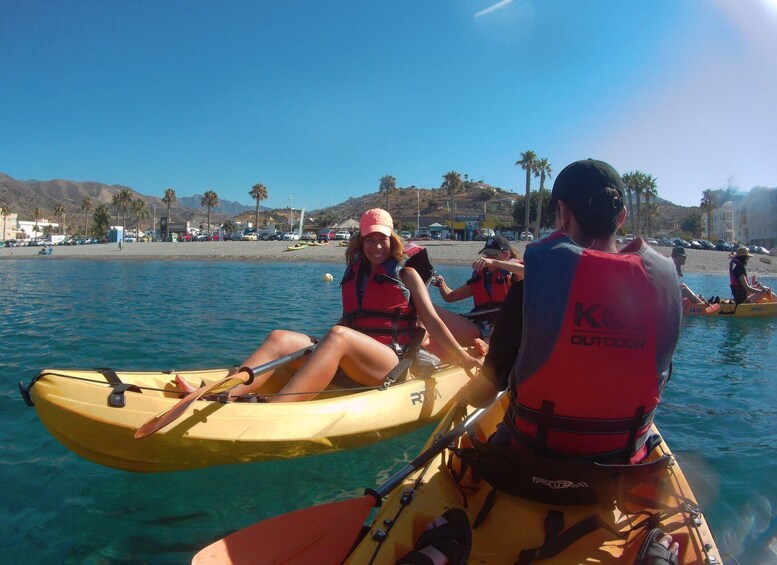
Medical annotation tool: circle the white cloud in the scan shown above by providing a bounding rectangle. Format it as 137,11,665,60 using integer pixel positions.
474,0,514,18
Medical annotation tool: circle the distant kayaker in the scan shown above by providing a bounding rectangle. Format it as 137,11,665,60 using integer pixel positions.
465,159,682,463
670,246,709,305
430,234,524,344
729,246,771,303
176,208,482,402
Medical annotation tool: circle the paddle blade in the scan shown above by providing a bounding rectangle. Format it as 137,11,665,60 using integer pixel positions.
134,375,242,439
192,495,375,565
704,303,721,314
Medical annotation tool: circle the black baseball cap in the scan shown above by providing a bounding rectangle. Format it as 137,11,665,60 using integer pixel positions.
671,246,686,257
478,235,511,254
550,159,624,209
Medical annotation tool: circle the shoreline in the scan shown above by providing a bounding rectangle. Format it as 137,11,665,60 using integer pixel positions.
1,240,775,275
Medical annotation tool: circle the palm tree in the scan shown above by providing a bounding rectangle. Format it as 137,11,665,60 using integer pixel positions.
32,207,43,239
642,174,658,236
130,198,149,240
533,158,552,238
441,171,462,234
516,150,537,235
621,171,640,235
119,189,133,239
201,190,219,233
700,189,718,239
1,204,10,241
81,197,93,237
162,188,177,239
379,175,397,213
631,171,645,235
54,204,66,235
249,183,268,230
92,204,112,237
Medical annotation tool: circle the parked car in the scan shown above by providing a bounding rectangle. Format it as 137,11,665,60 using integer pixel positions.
657,238,674,247
519,231,533,241
672,238,691,248
334,230,351,241
715,240,733,252
318,228,337,242
282,232,300,241
646,238,658,245
241,232,258,241
416,227,431,240
179,233,193,242
748,245,769,255
301,232,317,242
400,231,412,240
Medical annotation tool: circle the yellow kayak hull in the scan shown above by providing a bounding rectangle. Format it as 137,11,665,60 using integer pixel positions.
346,395,722,564
684,299,777,317
27,365,469,473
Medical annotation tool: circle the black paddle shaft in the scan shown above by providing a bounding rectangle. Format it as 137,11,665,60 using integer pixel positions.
365,393,504,505
240,343,317,384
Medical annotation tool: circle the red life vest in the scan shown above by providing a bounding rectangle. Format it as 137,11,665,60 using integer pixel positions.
469,266,516,308
729,257,745,289
340,257,418,352
504,233,680,463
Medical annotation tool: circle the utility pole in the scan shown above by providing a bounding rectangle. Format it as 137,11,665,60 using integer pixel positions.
152,204,156,242
417,189,420,234
288,195,293,232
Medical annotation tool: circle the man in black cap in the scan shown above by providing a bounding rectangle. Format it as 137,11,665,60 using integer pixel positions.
671,246,709,305
466,158,681,464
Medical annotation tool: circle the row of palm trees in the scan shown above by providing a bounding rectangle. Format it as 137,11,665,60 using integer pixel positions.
516,151,553,238
621,170,659,236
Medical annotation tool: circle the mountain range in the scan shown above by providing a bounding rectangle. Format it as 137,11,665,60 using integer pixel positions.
0,172,697,233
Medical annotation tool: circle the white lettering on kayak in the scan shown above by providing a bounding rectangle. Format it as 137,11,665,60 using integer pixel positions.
410,389,443,405
532,476,589,489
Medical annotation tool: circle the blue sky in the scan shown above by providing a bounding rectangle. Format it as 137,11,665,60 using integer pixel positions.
2,0,776,210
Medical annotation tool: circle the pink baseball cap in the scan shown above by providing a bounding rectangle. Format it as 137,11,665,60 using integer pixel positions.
359,208,394,237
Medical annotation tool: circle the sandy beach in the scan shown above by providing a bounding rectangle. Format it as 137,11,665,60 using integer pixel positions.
1,239,775,276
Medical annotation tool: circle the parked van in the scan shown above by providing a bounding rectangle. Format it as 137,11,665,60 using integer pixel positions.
318,228,337,242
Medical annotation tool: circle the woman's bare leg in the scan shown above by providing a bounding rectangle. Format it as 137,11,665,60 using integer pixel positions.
422,305,481,361
271,325,398,402
175,329,314,396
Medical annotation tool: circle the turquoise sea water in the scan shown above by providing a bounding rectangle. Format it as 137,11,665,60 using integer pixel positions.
1,259,776,564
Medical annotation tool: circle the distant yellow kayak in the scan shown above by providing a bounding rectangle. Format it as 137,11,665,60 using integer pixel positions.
21,363,469,472
683,297,777,317
285,242,308,251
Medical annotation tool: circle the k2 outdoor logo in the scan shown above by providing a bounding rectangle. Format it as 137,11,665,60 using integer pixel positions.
570,302,646,349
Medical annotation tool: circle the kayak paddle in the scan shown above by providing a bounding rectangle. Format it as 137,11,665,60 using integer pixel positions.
134,344,317,439
191,391,504,564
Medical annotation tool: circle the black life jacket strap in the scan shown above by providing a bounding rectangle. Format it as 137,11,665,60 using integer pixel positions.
509,398,656,434
515,510,625,565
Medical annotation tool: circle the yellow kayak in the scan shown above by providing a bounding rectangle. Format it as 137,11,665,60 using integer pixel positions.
192,395,721,564
683,297,777,317
20,363,469,473
285,242,308,251
346,395,721,564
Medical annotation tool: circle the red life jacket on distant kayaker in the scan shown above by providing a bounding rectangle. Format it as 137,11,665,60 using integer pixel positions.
503,232,681,463
468,265,518,309
729,257,746,290
340,257,418,353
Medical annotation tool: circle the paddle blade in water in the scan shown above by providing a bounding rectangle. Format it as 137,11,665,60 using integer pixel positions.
192,495,375,565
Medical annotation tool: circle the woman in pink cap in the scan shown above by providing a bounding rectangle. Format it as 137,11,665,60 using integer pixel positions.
177,208,482,402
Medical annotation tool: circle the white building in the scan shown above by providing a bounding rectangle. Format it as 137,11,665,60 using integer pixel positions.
702,187,776,247
17,219,59,241
1,212,17,241
736,186,776,248
704,201,735,243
